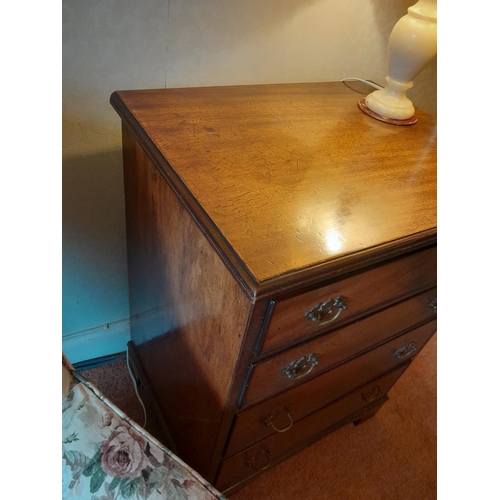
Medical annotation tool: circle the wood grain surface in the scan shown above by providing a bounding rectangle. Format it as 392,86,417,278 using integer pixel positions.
243,288,437,407
218,319,436,492
111,82,437,285
217,365,408,492
122,124,252,476
262,245,437,352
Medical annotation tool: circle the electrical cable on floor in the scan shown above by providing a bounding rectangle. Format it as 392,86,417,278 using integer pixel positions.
126,345,148,428
341,77,383,90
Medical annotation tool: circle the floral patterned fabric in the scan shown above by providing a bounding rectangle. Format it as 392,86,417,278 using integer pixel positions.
62,372,226,500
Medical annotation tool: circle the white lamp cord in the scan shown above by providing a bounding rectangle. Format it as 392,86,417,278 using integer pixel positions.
341,77,383,90
126,345,148,428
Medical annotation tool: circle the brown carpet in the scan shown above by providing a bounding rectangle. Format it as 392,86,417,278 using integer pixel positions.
81,334,436,499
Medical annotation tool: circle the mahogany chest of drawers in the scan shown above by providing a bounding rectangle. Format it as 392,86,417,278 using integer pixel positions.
111,82,437,495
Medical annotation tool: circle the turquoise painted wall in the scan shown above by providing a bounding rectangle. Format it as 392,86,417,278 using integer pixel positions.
62,0,436,364
62,0,170,363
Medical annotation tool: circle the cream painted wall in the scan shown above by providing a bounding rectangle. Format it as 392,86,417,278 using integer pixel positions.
62,0,437,363
165,0,436,116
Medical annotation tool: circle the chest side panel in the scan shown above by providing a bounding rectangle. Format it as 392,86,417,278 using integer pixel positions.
122,123,252,477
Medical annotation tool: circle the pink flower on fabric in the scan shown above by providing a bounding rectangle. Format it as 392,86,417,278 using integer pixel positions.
100,423,148,478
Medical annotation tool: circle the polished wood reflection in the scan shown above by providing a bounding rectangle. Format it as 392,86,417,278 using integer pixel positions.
111,82,436,285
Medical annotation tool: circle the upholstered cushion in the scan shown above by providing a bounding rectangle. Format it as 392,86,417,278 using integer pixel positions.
62,371,225,500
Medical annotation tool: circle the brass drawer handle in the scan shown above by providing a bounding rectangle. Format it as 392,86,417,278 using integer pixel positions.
305,296,348,326
244,447,272,471
428,298,437,312
361,386,382,403
393,342,417,359
262,407,294,433
282,353,319,380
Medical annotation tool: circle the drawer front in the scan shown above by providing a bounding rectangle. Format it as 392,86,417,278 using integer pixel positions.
261,246,436,352
229,320,436,456
218,363,409,491
243,289,437,407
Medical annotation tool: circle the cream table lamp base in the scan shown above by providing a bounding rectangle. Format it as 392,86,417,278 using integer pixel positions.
361,0,437,125
358,98,418,126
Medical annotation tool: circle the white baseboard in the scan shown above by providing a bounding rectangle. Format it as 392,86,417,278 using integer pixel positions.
63,318,131,364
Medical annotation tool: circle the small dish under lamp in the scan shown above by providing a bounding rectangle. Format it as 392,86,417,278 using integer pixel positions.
359,0,437,125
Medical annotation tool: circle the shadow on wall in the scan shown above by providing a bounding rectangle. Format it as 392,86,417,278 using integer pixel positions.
62,149,130,336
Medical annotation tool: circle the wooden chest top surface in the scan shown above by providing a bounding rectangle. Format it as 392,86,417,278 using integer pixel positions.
111,82,436,285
